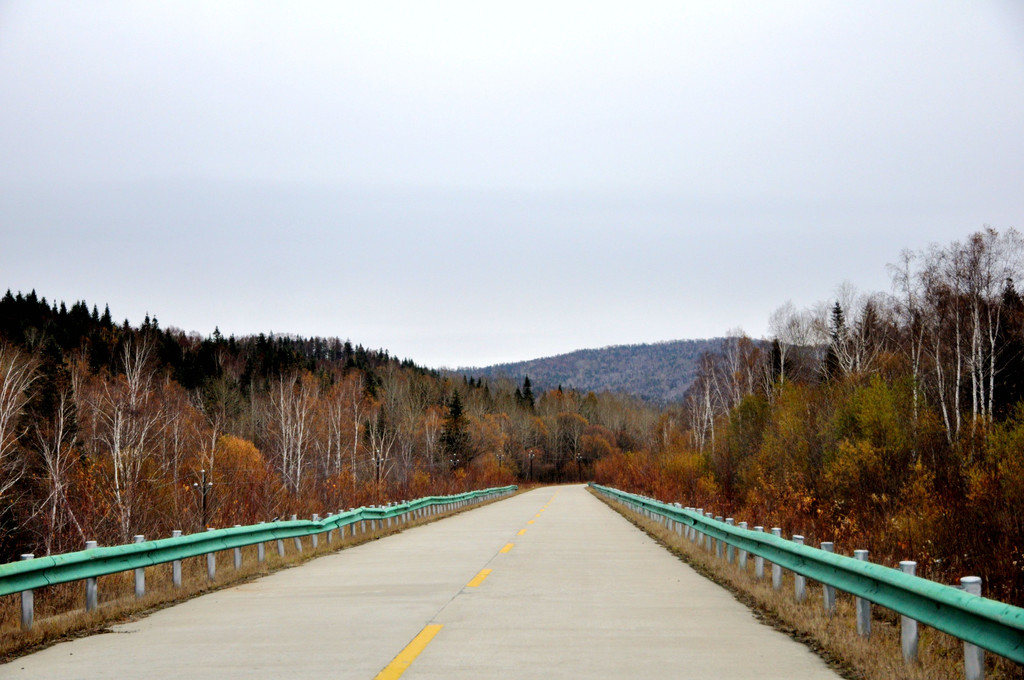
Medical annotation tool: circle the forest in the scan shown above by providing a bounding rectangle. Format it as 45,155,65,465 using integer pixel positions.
1,226,1023,606
467,338,728,403
0,292,657,562
595,226,1024,606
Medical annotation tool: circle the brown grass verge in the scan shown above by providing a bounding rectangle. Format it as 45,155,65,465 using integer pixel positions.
590,489,1024,680
0,489,523,662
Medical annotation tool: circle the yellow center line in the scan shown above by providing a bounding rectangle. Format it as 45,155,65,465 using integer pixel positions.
517,529,526,535
374,624,443,680
527,520,534,524
535,513,542,517
500,543,514,553
467,568,492,588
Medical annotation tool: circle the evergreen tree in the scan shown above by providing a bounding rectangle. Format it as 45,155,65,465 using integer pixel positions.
522,376,535,410
995,279,1024,418
822,301,844,382
770,339,783,384
440,390,469,467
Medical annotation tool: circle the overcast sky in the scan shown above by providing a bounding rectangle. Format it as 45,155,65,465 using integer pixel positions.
1,2,1022,368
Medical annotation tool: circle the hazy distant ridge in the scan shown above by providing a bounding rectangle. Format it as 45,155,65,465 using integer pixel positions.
464,338,727,404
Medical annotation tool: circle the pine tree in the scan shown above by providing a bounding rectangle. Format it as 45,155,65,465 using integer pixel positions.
440,390,469,467
522,376,535,410
822,301,844,382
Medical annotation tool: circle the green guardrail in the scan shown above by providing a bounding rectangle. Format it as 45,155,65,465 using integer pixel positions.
0,485,517,599
590,483,1024,665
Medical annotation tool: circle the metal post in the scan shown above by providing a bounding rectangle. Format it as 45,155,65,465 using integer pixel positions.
312,515,320,549
233,525,243,569
715,516,724,557
20,554,34,630
705,512,714,550
754,526,764,578
771,529,782,590
292,515,302,552
695,508,703,545
792,535,805,602
961,577,984,680
171,530,183,587
277,538,285,557
899,561,918,662
725,519,734,563
821,542,836,613
133,535,146,597
206,528,216,581
85,540,99,611
738,522,748,568
855,550,870,637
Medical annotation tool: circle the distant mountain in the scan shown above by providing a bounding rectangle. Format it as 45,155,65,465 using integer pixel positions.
463,339,729,404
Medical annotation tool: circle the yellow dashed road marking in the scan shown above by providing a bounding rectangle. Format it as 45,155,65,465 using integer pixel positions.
500,543,514,553
374,624,443,680
467,569,492,588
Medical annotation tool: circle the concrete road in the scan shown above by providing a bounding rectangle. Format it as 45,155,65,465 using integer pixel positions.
1,485,840,679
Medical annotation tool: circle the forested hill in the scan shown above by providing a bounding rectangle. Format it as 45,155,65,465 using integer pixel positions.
463,339,729,404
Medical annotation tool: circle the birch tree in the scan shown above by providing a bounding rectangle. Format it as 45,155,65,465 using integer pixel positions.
0,344,38,507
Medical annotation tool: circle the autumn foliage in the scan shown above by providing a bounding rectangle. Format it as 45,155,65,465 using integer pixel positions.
593,228,1024,606
1,226,1023,609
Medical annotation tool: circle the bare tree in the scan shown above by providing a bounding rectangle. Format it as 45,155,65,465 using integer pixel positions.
0,344,39,505
265,371,318,494
33,374,86,553
76,336,165,541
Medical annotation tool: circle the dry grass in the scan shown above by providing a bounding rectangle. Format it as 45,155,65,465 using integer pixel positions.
593,490,1024,680
0,491,519,662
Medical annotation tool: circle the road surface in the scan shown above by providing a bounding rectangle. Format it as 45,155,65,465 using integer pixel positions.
1,485,840,679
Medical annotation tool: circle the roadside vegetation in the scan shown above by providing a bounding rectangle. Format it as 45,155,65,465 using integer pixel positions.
0,491,517,661
595,489,1024,680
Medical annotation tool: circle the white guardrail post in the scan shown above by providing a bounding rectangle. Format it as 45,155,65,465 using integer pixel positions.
854,550,870,637
206,528,216,581
770,529,782,590
20,554,33,630
85,540,98,611
737,522,748,568
171,530,183,587
292,515,302,552
133,535,146,597
792,535,806,602
754,527,765,578
961,576,985,680
233,525,243,569
899,561,918,662
821,542,836,613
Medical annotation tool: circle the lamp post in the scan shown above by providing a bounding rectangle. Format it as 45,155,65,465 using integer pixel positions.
528,451,534,481
192,468,213,529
